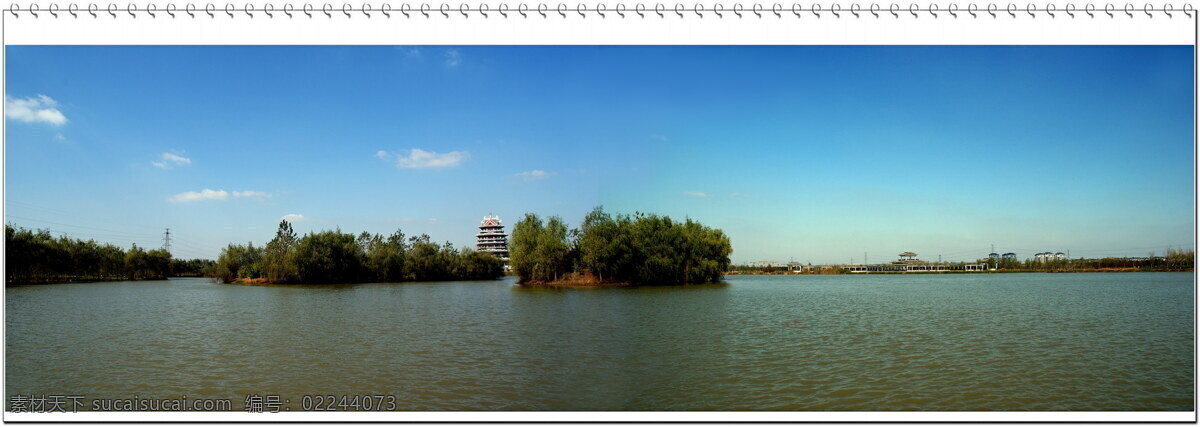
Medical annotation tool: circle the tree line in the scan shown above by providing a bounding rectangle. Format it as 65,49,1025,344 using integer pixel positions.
171,258,216,277
5,224,192,284
989,248,1195,271
208,220,504,284
509,207,732,286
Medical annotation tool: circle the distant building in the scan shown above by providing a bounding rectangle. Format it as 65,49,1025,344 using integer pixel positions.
1002,252,1017,260
894,252,923,265
476,213,510,265
849,262,988,273
1034,252,1066,262
988,252,1000,260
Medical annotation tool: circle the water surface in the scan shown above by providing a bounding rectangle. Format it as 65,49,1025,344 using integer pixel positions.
6,273,1193,410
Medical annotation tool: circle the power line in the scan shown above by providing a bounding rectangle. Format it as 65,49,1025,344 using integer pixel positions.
164,240,211,253
6,201,164,232
166,236,219,254
24,229,209,259
4,215,220,257
30,229,157,246
6,215,160,237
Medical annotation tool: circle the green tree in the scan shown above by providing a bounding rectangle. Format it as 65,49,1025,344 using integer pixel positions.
212,242,264,283
362,230,407,282
170,258,216,276
538,216,571,282
454,248,504,280
404,234,449,281
291,230,366,284
262,220,299,283
509,213,544,282
124,244,151,280
510,208,732,286
578,207,617,281
5,224,187,284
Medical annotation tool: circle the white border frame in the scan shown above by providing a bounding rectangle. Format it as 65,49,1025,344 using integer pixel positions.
1,1,1196,423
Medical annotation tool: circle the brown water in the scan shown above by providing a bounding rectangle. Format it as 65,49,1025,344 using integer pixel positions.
5,273,1194,410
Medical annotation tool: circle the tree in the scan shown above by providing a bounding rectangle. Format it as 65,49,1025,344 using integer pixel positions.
364,230,407,282
124,244,157,280
538,216,571,282
510,214,544,282
212,242,264,283
171,258,215,276
578,207,617,281
403,234,444,281
454,248,504,280
291,230,366,284
262,220,299,283
509,208,732,286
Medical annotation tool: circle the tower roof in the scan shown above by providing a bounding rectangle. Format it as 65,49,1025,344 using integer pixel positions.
480,213,503,227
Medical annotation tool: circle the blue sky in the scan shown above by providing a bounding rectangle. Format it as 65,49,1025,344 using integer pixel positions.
4,46,1194,264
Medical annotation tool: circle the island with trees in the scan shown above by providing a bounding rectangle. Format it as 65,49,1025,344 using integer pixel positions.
510,207,733,287
208,220,504,284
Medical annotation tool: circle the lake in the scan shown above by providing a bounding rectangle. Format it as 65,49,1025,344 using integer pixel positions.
5,273,1194,411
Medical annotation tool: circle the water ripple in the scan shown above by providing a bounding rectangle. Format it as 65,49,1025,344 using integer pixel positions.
6,273,1194,411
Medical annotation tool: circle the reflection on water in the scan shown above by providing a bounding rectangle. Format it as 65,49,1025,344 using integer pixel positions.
6,273,1194,410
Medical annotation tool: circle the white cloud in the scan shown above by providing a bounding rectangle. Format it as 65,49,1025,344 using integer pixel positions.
232,190,269,198
380,148,468,169
514,170,555,181
400,47,422,56
168,189,229,203
444,49,462,67
281,213,310,223
683,191,712,198
162,152,190,164
6,95,67,126
651,134,668,141
168,189,269,203
152,152,192,169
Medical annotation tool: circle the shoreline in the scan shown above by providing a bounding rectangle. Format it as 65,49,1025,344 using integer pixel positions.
12,270,1193,287
517,272,632,288
725,268,1194,275
6,276,169,287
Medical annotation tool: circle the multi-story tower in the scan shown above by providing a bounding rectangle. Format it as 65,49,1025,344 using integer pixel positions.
476,213,509,263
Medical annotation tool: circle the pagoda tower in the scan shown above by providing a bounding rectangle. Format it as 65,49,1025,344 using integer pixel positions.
476,213,510,263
